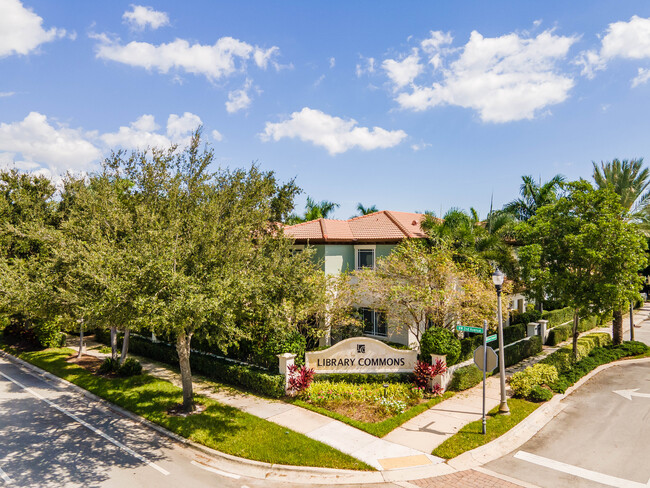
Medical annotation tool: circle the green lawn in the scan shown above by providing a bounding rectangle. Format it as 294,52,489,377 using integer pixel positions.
0,344,372,471
293,391,455,438
432,398,540,459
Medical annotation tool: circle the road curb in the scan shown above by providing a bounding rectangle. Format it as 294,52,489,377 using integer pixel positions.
0,349,388,484
447,355,650,471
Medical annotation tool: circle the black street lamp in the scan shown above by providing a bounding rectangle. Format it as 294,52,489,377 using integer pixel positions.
492,268,510,415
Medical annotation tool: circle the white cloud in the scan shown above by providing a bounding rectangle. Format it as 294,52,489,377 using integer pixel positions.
578,16,650,79
211,129,223,141
260,107,407,155
225,79,253,113
356,56,376,77
420,31,454,68
93,35,280,82
123,5,170,30
329,57,336,68
382,49,423,90
411,142,432,151
101,112,202,149
394,29,577,123
0,112,101,175
632,67,650,87
0,92,16,97
0,0,66,58
313,74,325,87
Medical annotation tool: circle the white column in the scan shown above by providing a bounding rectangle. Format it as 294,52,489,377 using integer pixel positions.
277,353,297,395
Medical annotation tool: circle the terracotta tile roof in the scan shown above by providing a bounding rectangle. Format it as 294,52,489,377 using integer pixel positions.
284,210,427,243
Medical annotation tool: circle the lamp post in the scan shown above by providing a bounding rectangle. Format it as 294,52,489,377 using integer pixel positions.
492,268,510,415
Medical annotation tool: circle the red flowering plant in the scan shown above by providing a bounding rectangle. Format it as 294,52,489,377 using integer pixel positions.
287,364,315,394
413,359,447,395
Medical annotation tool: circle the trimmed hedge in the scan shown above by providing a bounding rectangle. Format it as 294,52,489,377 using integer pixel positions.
541,307,573,327
459,335,483,362
502,323,527,345
94,330,285,398
448,365,483,391
312,373,413,384
541,333,611,373
546,314,600,346
549,341,648,393
510,310,542,326
504,336,542,367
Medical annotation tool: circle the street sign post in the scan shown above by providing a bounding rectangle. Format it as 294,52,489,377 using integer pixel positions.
456,325,484,334
474,345,498,372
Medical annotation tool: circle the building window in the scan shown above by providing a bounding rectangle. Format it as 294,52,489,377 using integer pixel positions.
355,245,375,270
290,245,305,256
360,308,387,337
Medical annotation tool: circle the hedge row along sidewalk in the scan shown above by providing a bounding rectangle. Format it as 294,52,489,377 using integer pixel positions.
0,342,371,471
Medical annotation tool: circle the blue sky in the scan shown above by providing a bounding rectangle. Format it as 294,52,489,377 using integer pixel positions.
2,1,650,219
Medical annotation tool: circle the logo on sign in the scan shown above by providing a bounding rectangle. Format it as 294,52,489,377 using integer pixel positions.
357,344,366,354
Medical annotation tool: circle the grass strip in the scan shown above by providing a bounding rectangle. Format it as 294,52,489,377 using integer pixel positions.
0,344,373,471
293,391,454,438
432,398,540,459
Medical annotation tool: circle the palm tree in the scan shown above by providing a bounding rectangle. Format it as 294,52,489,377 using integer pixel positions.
592,158,649,344
286,197,339,224
355,203,378,216
503,175,565,221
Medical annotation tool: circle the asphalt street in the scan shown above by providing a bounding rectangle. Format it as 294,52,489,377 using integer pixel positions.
0,357,397,488
486,360,650,488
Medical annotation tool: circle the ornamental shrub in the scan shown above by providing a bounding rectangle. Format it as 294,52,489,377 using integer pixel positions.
117,358,143,377
98,358,120,375
420,327,461,365
527,385,553,402
413,359,447,389
448,365,483,391
510,310,542,326
509,363,558,398
288,364,315,393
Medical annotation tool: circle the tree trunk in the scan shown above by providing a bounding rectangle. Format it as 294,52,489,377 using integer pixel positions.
176,330,194,411
77,322,84,359
110,327,118,361
119,328,130,365
572,309,579,360
612,308,623,345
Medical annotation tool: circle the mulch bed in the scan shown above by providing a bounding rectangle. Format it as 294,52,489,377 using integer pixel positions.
65,354,105,374
166,402,207,417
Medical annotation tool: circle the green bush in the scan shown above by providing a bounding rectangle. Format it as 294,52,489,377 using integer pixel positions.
459,335,483,362
504,336,542,367
117,358,142,377
546,325,572,346
313,373,412,384
420,327,461,365
541,307,573,327
501,323,527,345
448,365,483,391
510,363,558,398
527,385,553,402
510,310,542,326
549,341,649,393
541,333,612,373
98,357,120,375
95,330,285,398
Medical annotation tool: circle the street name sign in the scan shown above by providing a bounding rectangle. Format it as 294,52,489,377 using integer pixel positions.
457,325,484,334
486,334,498,343
474,345,498,372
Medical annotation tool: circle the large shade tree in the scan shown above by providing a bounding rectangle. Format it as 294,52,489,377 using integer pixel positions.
592,158,650,343
518,181,647,357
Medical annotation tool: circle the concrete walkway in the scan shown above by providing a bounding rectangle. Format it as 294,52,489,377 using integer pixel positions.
68,305,650,473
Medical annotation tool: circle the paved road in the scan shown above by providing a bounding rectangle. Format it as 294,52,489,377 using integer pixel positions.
0,357,402,488
485,360,650,488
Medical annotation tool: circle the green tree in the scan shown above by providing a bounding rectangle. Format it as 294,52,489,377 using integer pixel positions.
355,203,378,216
503,174,565,221
108,131,307,410
592,158,650,343
286,197,339,224
518,181,647,357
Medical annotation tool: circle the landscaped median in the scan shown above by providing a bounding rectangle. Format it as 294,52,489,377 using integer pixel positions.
431,338,650,460
0,342,373,471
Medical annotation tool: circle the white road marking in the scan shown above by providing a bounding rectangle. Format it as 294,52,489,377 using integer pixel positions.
190,460,240,479
0,466,12,484
613,389,650,401
0,371,169,476
514,451,649,488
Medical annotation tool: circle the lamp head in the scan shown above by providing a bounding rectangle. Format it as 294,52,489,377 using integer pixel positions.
492,268,505,287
